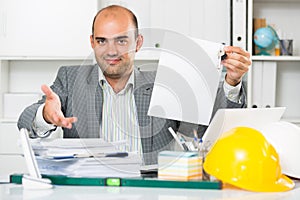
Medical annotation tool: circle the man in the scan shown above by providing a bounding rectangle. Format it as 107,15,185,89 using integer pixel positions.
18,5,251,164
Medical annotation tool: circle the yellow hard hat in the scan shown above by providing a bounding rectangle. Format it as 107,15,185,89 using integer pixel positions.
203,126,295,192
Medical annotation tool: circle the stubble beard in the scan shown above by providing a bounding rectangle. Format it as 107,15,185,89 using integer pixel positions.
97,57,133,80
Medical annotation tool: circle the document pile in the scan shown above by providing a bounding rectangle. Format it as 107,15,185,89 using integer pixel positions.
158,151,202,181
31,138,142,178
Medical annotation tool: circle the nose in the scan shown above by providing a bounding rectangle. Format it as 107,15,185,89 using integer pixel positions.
106,40,118,56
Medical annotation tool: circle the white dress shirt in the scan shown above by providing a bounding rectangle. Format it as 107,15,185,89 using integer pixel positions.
99,70,143,155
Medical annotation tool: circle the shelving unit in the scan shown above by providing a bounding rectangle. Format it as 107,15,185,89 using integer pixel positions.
252,56,300,61
0,0,99,177
0,57,95,120
248,0,300,125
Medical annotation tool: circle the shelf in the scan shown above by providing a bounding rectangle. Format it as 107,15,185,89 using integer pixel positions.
0,119,18,123
254,0,300,3
0,53,160,62
0,56,92,61
252,56,300,61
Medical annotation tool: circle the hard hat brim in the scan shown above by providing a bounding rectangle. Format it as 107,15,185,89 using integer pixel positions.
229,174,295,192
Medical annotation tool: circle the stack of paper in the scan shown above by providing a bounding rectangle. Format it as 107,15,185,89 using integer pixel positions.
158,151,202,181
30,138,142,178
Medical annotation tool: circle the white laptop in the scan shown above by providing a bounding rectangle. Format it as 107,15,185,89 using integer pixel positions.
202,107,286,151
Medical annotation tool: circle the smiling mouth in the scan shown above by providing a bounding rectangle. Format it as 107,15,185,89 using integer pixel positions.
105,58,121,65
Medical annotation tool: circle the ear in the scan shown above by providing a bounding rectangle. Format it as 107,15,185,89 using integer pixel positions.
135,34,144,52
90,35,95,48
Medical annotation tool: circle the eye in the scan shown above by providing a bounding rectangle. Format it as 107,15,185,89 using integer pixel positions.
117,39,128,46
96,38,106,45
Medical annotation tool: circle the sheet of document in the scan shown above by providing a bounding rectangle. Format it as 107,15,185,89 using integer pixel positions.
148,33,224,125
31,138,123,156
31,138,141,178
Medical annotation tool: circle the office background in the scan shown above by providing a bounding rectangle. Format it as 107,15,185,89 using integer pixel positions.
1,0,300,179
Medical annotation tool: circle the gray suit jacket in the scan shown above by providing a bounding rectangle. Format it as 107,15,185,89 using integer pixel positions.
17,64,246,164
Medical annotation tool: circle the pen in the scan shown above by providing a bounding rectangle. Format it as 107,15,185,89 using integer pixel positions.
50,152,129,160
177,133,190,151
168,127,185,151
101,152,128,158
52,155,77,160
75,152,129,158
198,138,203,153
192,129,199,149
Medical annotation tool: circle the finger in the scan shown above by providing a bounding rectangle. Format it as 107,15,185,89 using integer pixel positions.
52,113,77,129
223,59,249,74
223,51,251,69
223,58,249,77
50,110,66,124
64,117,77,129
41,84,56,100
224,46,251,59
60,117,77,127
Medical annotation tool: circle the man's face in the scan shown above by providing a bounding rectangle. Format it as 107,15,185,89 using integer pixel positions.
90,11,142,80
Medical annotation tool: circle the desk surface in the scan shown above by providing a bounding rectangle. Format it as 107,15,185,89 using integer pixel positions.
1,181,300,200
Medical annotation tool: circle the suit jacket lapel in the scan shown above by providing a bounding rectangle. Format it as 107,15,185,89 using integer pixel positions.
86,65,102,138
73,65,101,138
134,68,154,126
134,68,155,154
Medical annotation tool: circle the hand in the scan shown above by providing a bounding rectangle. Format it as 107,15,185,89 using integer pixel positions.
222,46,251,86
41,84,77,129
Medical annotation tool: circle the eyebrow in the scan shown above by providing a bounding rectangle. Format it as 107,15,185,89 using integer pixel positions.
95,36,129,40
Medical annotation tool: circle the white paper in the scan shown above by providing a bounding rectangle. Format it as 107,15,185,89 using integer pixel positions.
32,138,142,178
148,33,224,125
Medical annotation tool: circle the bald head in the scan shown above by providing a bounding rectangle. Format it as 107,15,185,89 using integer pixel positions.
92,5,139,38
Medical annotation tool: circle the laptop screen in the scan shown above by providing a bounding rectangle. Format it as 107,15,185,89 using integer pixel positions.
202,107,286,151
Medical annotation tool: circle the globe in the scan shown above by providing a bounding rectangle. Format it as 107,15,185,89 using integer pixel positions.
254,27,276,49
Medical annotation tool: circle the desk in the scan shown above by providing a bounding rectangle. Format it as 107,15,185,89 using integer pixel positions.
1,181,300,200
